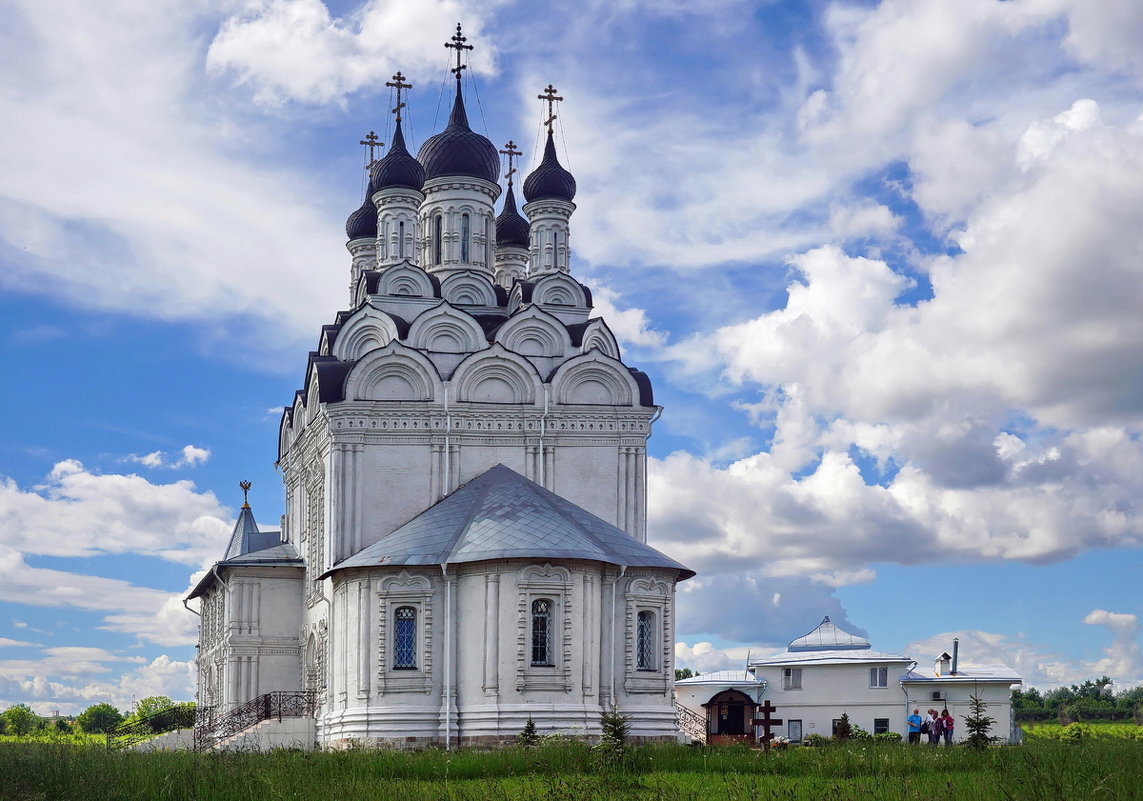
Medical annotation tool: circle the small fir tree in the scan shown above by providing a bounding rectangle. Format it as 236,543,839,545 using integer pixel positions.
516,716,539,747
592,708,631,768
833,712,852,742
962,694,997,750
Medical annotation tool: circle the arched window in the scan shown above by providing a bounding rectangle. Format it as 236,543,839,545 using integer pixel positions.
399,220,406,259
393,606,417,669
531,599,552,666
433,214,443,265
485,217,492,266
637,610,655,670
460,213,470,262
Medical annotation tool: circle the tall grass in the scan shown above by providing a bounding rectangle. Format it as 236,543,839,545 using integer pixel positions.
0,739,1139,800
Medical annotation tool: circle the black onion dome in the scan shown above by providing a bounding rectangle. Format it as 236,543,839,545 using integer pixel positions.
370,120,425,191
523,131,576,203
345,189,377,240
495,184,529,247
416,83,500,183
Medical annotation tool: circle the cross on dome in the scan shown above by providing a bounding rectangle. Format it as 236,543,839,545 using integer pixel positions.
538,84,563,133
499,140,522,187
358,131,383,168
445,23,473,83
385,72,412,123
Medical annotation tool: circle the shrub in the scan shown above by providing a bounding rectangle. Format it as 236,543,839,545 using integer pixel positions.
592,708,630,769
874,732,903,744
804,733,828,747
833,713,852,742
1061,722,1090,743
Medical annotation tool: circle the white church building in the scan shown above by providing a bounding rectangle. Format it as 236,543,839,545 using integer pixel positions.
675,617,1022,745
186,29,693,750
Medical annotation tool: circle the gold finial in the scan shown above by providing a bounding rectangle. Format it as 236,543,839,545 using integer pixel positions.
239,480,252,509
359,130,383,170
385,71,413,123
499,140,522,187
538,84,563,134
445,23,473,84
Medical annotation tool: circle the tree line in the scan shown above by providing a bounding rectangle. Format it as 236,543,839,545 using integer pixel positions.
1012,677,1142,723
0,696,194,736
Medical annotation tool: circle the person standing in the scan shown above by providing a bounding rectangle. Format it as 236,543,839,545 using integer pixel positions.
940,709,954,745
907,708,923,744
926,709,941,745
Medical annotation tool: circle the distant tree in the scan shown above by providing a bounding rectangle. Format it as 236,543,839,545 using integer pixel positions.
53,718,72,734
2,704,39,736
962,694,997,750
675,668,698,681
76,703,124,734
130,696,175,722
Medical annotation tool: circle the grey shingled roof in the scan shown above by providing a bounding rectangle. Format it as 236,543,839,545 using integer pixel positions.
325,464,694,579
186,506,301,600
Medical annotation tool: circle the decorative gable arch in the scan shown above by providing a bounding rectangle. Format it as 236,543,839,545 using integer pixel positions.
332,306,401,361
406,303,488,354
449,344,544,405
579,318,621,360
343,342,442,402
377,261,438,298
440,271,499,307
550,351,641,406
494,306,572,358
532,273,588,308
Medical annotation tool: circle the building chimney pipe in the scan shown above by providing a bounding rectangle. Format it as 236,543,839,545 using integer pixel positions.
951,638,959,676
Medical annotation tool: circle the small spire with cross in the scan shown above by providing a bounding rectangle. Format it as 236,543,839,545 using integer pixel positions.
359,130,383,169
445,23,473,84
385,71,412,123
239,480,252,509
499,140,522,187
538,84,563,133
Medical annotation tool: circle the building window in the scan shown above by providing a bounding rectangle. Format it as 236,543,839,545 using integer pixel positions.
393,606,417,669
636,610,655,670
783,667,802,690
531,599,552,665
399,220,405,259
460,213,470,262
869,666,888,688
874,718,890,735
433,214,443,264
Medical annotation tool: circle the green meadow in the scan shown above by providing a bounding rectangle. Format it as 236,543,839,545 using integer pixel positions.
2,737,1142,801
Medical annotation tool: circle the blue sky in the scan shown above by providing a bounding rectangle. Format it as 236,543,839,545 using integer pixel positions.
2,0,1143,714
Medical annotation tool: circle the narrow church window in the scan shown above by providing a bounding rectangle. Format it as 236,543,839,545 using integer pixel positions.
531,599,552,665
460,213,470,262
485,217,491,266
394,606,417,669
399,220,406,259
636,610,655,670
783,667,802,690
433,214,443,264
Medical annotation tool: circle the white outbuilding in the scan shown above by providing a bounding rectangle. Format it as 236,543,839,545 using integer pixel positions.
675,617,1022,745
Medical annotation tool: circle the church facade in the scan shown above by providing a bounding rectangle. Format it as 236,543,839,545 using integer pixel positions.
187,30,693,749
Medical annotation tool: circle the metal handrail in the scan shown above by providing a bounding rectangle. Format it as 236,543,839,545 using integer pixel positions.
674,700,708,744
107,705,197,750
194,691,317,751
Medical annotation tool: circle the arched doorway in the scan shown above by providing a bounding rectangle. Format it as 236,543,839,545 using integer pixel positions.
703,689,758,738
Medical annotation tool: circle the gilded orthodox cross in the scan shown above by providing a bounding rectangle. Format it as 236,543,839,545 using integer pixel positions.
239,480,252,509
385,71,412,123
359,130,383,168
445,23,473,83
752,700,783,750
538,84,563,133
499,140,522,187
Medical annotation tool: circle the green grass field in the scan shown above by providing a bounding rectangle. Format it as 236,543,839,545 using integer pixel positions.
1,738,1142,800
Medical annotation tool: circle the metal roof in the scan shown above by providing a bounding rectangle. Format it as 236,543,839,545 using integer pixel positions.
787,616,870,651
751,648,912,667
675,670,764,686
325,463,694,579
187,504,301,600
904,665,1023,683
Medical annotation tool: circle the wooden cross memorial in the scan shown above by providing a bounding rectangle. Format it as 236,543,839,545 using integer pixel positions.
752,700,783,750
